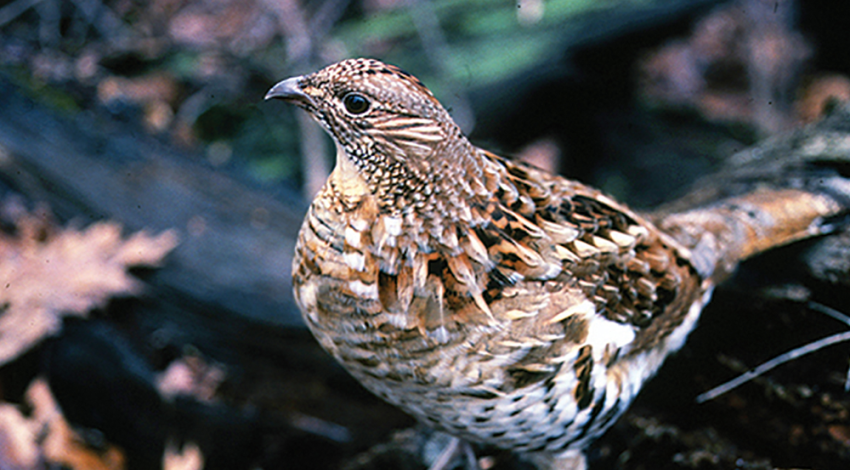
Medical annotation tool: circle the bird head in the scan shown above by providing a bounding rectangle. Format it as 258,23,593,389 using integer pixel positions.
266,58,481,214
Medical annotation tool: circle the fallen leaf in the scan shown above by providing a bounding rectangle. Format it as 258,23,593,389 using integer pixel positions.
796,74,850,123
0,379,126,470
164,441,204,470
828,424,850,446
29,379,126,470
0,403,39,469
0,211,178,365
156,352,226,402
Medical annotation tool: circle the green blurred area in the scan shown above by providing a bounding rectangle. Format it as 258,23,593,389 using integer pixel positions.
257,0,653,185
246,0,712,186
0,0,723,190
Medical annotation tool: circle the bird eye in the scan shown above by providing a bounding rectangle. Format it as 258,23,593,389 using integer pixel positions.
343,93,369,114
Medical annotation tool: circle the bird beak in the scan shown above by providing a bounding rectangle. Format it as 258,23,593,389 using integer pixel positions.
265,76,315,107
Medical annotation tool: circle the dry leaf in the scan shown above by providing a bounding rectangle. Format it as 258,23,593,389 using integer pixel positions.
638,0,810,134
29,379,127,470
0,213,178,365
796,74,850,124
0,379,125,470
157,353,226,402
0,403,40,469
164,441,204,470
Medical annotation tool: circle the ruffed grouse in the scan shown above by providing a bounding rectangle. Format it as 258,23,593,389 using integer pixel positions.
266,58,844,469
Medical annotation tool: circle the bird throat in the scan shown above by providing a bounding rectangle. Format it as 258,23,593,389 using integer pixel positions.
328,135,489,251
329,141,372,209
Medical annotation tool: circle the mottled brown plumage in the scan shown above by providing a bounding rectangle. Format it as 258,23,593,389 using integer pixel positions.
266,58,843,469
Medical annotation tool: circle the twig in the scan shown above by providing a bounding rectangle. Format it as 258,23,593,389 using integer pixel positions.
808,302,850,391
0,0,47,28
806,301,850,327
696,328,850,403
288,411,351,443
407,0,475,133
264,0,334,199
35,0,60,47
697,301,850,402
68,0,131,43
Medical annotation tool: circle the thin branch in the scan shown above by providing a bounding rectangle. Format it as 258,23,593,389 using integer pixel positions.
0,0,47,28
68,0,131,43
407,0,475,133
265,0,332,199
808,302,850,391
696,330,850,403
807,301,850,327
36,0,60,48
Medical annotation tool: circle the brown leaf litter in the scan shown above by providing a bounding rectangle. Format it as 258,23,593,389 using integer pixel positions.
0,209,178,366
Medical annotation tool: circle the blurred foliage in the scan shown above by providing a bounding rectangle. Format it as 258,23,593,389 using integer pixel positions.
0,0,715,187
6,66,81,112
4,0,844,201
327,0,709,99
335,0,613,88
237,107,303,184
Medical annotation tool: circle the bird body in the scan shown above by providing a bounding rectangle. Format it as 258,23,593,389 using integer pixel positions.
267,58,843,468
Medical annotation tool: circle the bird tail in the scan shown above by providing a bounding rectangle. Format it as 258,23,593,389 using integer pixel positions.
650,106,850,284
657,187,845,284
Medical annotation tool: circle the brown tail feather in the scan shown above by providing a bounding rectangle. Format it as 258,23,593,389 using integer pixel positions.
658,187,843,284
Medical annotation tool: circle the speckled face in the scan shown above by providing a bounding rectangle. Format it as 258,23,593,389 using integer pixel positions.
268,58,481,214
272,58,456,166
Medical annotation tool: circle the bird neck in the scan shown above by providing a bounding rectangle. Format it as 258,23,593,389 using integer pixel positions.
329,133,491,251
329,141,373,209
